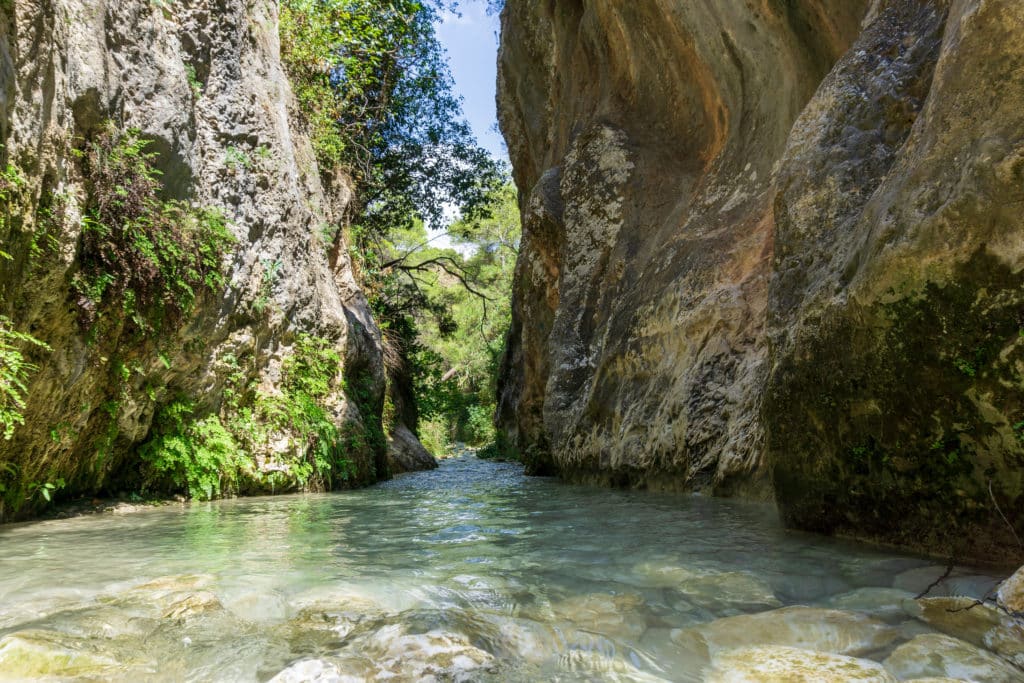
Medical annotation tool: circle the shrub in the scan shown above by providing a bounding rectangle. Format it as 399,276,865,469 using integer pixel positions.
74,124,236,331
140,400,240,501
0,315,50,440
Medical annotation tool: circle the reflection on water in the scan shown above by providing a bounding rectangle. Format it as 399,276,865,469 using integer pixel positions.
0,456,1012,681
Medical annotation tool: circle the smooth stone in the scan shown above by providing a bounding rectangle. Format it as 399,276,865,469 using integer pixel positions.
558,649,668,681
704,645,897,682
672,606,897,657
893,567,1000,599
162,591,223,620
361,624,495,680
268,658,364,683
0,630,120,679
883,633,1024,682
222,589,288,624
549,592,648,639
462,612,562,664
825,587,917,619
129,574,215,594
998,565,1024,614
632,562,780,609
906,596,1024,667
281,596,385,650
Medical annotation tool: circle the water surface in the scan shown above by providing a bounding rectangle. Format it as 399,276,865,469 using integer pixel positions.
0,456,1007,681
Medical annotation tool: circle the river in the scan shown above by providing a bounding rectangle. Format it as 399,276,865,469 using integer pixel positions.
0,456,1015,681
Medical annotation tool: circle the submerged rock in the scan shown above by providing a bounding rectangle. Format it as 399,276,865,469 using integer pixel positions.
825,588,917,620
357,624,496,681
704,645,896,682
892,567,1001,599
631,562,780,613
162,591,224,621
222,589,289,625
558,649,668,681
673,606,896,657
0,630,121,679
549,592,648,639
268,658,362,683
883,633,1024,682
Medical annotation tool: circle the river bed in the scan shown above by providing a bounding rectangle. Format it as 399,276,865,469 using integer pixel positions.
0,456,1019,681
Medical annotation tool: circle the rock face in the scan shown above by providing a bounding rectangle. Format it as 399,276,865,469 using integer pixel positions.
0,0,396,518
497,0,1024,561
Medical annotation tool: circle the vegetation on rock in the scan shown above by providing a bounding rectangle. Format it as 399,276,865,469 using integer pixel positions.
280,0,513,459
73,125,235,332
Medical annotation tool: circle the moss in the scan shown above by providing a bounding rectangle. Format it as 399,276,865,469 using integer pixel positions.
767,250,1024,563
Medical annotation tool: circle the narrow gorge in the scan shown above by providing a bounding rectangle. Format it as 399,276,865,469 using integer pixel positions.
2,0,1024,680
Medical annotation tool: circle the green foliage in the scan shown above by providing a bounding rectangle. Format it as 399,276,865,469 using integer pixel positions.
418,418,450,456
185,63,203,98
279,0,502,235
376,181,519,452
253,258,282,316
141,400,240,501
284,334,342,398
0,163,26,239
27,478,65,502
0,315,50,440
224,146,251,171
73,124,236,332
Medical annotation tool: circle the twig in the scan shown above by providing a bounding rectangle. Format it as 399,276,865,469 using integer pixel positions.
989,479,1024,550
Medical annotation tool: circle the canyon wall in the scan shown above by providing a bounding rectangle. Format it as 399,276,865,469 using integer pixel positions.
497,0,1024,563
0,0,421,518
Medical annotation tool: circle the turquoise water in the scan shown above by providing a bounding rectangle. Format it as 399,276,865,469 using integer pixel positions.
0,456,1009,681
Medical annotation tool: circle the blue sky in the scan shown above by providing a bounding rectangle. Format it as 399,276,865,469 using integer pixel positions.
437,3,506,162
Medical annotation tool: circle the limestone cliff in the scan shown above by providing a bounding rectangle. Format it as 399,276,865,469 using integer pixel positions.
0,0,424,519
498,0,1024,563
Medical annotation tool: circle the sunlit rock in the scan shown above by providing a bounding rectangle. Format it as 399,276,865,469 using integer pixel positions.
704,645,896,682
268,658,364,683
162,591,223,621
883,633,1024,682
359,624,496,681
998,565,1024,615
905,597,1024,668
673,606,896,657
548,592,648,639
0,630,121,679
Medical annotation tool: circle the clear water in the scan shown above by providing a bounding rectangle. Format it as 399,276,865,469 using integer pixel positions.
0,456,1007,681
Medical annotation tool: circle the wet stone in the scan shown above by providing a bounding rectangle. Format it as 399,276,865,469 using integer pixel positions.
883,633,1024,682
906,596,1024,667
704,645,897,682
0,630,123,680
673,606,897,657
824,587,917,620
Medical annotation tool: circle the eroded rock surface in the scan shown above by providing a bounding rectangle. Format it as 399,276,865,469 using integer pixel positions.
0,0,397,516
497,0,1024,561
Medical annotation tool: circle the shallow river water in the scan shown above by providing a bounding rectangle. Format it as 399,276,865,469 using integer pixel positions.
0,456,1017,681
